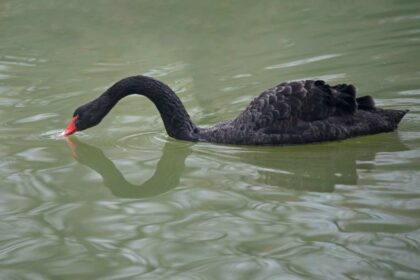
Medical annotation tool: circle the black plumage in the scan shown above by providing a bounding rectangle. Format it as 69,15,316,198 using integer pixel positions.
65,75,408,145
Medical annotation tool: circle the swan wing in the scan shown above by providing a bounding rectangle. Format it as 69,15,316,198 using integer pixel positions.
235,80,358,132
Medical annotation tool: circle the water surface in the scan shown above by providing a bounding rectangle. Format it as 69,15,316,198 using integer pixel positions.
1,1,420,279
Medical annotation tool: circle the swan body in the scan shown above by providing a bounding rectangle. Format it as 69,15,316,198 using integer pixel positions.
64,75,408,145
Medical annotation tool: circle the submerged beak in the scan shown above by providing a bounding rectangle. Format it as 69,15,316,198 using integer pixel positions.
63,115,78,136
65,137,79,159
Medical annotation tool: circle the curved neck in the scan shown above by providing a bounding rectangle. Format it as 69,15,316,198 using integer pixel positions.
101,75,198,141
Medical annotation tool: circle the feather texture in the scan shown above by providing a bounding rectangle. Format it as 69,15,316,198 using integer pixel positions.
198,80,407,144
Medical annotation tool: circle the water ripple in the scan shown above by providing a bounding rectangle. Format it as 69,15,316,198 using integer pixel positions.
265,54,341,69
115,131,169,151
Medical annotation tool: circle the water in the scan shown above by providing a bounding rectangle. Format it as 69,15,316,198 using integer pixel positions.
1,1,420,279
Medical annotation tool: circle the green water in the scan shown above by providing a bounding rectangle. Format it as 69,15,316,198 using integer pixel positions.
1,1,420,279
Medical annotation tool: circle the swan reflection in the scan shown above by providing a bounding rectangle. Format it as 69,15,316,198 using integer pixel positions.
207,132,408,192
66,132,407,197
66,137,192,198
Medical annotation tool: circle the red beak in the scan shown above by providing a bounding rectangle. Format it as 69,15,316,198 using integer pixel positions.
63,115,78,136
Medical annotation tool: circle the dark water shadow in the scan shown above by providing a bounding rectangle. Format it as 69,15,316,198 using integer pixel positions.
66,137,192,198
236,133,409,192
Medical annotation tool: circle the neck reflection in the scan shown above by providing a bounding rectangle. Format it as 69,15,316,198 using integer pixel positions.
66,137,191,198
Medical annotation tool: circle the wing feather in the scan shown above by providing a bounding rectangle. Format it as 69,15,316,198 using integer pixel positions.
234,80,358,133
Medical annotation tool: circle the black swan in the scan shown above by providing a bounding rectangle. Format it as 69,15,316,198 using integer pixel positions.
63,75,408,145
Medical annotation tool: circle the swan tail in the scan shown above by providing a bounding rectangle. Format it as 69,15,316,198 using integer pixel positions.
386,109,409,126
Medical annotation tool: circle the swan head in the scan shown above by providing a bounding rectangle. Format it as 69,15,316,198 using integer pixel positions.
64,100,109,136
